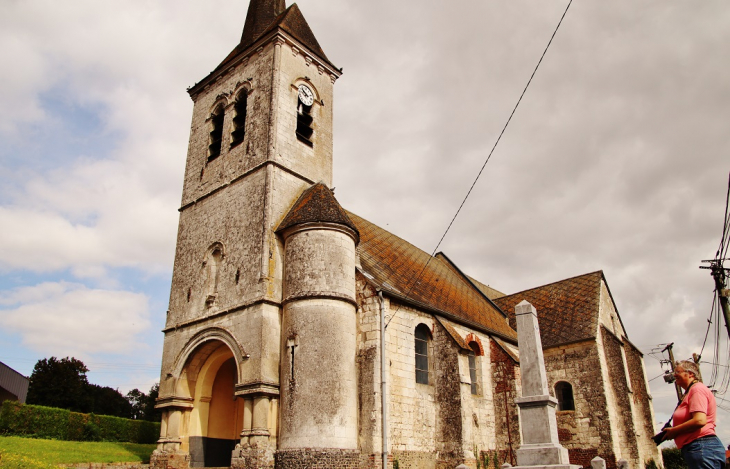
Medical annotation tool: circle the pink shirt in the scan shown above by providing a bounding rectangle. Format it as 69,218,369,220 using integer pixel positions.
673,382,717,449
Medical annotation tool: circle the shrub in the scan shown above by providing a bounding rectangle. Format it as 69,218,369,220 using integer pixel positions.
0,401,160,444
83,419,101,442
662,447,688,469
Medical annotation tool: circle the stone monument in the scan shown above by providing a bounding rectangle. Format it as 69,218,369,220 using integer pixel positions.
509,300,581,469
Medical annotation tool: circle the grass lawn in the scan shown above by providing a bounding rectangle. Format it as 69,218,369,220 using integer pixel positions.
0,436,156,468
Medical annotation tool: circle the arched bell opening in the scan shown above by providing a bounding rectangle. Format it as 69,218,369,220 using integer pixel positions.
180,341,244,468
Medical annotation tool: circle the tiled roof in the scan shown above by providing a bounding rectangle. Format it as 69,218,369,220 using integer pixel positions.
347,211,517,342
216,3,335,76
435,316,471,351
277,183,359,238
492,271,604,348
435,252,505,301
467,275,505,300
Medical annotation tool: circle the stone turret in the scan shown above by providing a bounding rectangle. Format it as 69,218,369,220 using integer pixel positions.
275,183,361,467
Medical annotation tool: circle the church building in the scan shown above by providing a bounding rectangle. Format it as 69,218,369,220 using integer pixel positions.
151,1,661,468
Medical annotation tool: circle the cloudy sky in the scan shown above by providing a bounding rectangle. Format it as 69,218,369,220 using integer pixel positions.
1,0,728,445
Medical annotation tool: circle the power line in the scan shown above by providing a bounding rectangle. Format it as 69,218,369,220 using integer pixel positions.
384,0,574,329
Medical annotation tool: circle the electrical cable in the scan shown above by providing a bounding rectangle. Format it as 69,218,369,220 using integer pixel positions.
700,296,716,357
384,0,574,329
717,172,730,260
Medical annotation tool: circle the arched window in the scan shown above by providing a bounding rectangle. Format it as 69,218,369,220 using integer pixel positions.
230,91,247,148
296,84,314,147
208,105,224,161
555,381,575,411
468,342,480,395
415,324,431,385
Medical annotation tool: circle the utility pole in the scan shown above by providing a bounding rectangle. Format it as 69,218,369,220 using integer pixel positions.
700,260,730,341
663,343,683,401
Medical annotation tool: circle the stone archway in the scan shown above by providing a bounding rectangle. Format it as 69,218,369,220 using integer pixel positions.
179,341,244,467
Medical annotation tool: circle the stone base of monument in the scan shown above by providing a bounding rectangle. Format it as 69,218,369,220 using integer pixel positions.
501,443,581,469
502,463,583,469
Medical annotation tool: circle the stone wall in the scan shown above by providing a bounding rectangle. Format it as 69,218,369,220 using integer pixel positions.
544,341,612,469
275,448,360,469
624,341,662,466
355,274,510,469
601,327,640,468
489,341,519,466
433,320,464,468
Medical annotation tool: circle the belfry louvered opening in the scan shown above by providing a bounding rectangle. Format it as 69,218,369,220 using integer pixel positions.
296,100,314,146
208,105,224,161
230,92,247,148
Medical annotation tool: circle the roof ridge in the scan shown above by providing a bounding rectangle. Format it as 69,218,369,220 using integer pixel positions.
434,251,507,318
498,270,604,299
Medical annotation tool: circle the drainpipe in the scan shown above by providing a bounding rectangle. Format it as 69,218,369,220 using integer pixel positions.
379,290,388,469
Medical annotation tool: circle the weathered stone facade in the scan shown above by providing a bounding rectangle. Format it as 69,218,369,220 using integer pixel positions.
152,2,661,468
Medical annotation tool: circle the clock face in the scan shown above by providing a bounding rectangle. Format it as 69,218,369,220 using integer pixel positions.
298,84,314,106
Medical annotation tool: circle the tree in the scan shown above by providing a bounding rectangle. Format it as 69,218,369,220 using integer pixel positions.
88,384,132,418
144,383,161,422
125,383,161,421
126,388,147,420
26,357,92,412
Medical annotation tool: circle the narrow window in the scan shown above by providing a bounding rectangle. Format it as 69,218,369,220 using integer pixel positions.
287,335,298,383
208,105,224,161
296,84,314,146
468,353,478,395
415,324,431,385
555,381,575,411
230,92,247,148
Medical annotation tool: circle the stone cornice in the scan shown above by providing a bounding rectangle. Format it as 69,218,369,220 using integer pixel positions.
155,396,194,410
283,291,358,308
279,221,359,245
188,30,341,99
235,381,280,397
179,160,316,212
163,298,281,333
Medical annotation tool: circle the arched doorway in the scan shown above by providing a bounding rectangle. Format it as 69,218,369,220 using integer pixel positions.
180,341,243,467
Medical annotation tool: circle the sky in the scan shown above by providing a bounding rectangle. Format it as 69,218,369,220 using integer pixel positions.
1,0,729,447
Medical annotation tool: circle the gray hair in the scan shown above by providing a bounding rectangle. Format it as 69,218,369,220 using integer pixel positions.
676,360,701,380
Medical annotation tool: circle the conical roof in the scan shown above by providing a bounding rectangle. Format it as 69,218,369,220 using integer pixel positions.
277,183,359,239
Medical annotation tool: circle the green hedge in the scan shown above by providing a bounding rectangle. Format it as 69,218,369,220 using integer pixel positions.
0,401,160,444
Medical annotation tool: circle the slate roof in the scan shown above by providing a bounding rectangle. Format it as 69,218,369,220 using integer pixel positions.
240,0,287,50
467,275,505,300
189,2,336,97
347,211,517,342
277,183,359,238
492,271,604,348
217,3,336,75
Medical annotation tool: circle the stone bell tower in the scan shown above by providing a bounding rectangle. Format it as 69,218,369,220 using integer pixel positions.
152,0,342,467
